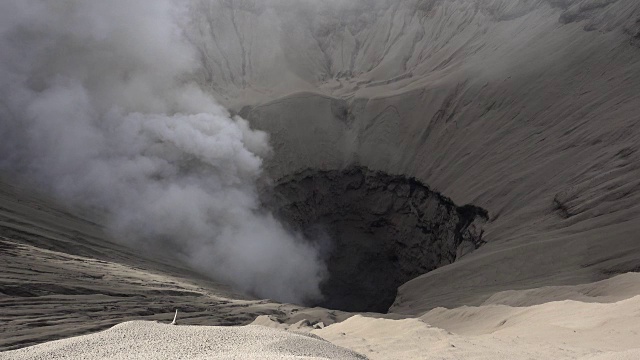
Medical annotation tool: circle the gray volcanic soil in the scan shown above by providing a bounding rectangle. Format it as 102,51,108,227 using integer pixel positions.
266,167,488,312
223,0,640,313
0,180,353,351
4,0,640,352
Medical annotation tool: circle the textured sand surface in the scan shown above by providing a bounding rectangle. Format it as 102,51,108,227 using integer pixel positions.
1,321,365,360
313,273,640,359
5,274,640,360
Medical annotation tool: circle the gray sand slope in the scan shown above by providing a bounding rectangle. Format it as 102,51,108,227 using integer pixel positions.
7,273,640,360
0,180,349,351
190,0,640,312
1,321,366,360
3,0,640,357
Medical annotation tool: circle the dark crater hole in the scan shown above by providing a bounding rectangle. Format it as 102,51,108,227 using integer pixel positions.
264,166,489,313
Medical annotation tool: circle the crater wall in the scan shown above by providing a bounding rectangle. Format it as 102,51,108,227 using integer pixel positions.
266,167,487,312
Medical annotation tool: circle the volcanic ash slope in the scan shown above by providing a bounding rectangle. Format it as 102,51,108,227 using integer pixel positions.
191,0,640,312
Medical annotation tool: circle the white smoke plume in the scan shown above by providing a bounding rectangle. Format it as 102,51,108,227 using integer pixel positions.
0,0,326,304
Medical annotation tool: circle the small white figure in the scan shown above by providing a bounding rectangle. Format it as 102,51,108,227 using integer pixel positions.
170,309,178,325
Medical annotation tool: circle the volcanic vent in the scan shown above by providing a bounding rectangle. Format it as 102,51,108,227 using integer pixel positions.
265,167,488,313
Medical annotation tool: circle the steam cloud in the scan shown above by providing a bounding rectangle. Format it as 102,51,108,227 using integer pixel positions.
0,1,326,304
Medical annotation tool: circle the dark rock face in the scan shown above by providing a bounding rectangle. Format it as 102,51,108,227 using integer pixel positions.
265,167,488,313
